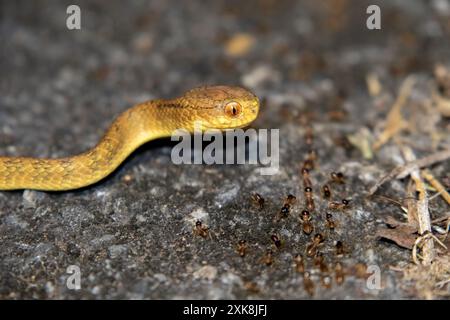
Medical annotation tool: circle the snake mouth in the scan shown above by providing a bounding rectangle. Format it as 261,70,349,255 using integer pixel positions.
202,120,255,131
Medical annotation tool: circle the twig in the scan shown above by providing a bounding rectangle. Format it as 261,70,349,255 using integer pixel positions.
368,149,450,196
412,232,446,265
373,77,415,150
371,194,409,213
396,149,450,179
406,179,419,225
421,169,450,205
435,278,450,289
402,147,434,265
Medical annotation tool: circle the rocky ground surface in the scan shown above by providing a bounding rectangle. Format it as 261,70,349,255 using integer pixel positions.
0,0,449,299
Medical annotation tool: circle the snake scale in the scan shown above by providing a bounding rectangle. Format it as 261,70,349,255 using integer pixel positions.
0,86,259,191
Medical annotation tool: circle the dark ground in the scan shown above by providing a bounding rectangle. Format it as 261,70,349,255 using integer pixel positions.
0,0,449,299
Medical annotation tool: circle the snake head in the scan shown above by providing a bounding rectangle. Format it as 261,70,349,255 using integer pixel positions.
181,85,260,131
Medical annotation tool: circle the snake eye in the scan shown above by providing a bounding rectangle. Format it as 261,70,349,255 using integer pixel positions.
224,101,242,118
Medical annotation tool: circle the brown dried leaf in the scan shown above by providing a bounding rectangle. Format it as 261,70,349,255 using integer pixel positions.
382,215,418,232
376,227,417,250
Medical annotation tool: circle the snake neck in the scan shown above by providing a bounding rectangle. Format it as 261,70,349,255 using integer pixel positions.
0,100,190,191
120,99,196,141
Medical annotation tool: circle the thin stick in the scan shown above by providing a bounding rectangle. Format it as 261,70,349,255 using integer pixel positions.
368,149,450,196
412,232,446,265
373,77,415,150
435,278,450,289
406,179,419,225
401,147,434,265
421,169,450,205
396,149,450,179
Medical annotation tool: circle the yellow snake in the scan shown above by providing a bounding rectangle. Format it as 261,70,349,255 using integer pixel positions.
0,86,259,191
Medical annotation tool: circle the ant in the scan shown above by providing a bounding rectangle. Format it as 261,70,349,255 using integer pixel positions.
314,252,330,274
304,126,314,146
322,184,331,199
306,149,317,162
251,193,265,210
271,234,282,249
325,213,336,230
334,262,345,285
328,199,350,210
313,251,324,265
277,204,290,221
316,253,332,289
275,194,297,221
330,171,345,184
306,233,325,257
314,252,327,269
301,150,317,172
193,220,210,238
236,240,247,257
300,210,314,235
301,168,312,188
335,240,345,257
302,159,314,171
294,254,305,273
304,187,315,211
261,249,274,266
303,271,315,296
285,194,296,203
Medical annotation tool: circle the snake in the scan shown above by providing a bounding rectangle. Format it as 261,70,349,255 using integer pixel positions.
0,86,259,191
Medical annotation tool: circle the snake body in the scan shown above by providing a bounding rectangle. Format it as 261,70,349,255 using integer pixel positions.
0,86,259,191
